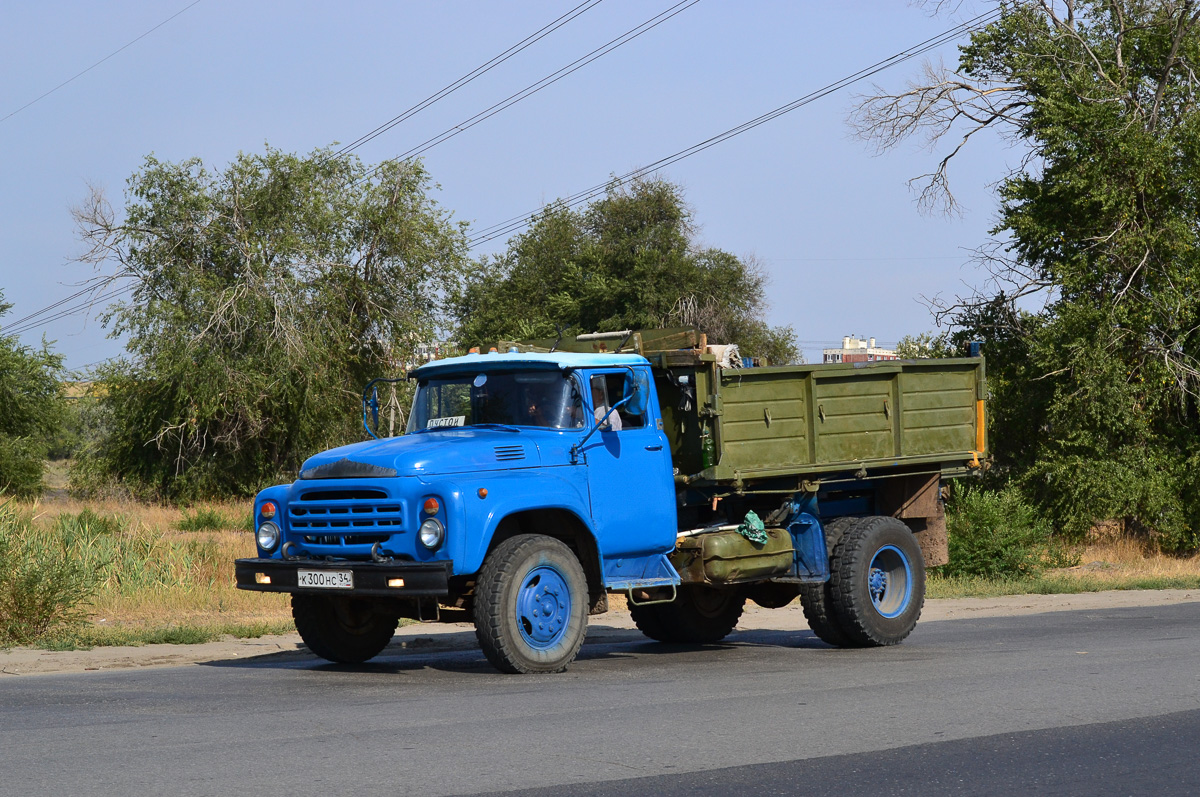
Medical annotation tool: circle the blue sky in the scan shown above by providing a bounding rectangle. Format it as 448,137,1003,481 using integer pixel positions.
0,0,1013,368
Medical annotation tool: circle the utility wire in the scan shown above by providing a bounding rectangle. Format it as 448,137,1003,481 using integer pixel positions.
352,0,701,188
7,5,985,336
0,0,203,125
8,2,601,335
3,284,134,337
331,0,605,160
1,282,110,330
466,8,1001,248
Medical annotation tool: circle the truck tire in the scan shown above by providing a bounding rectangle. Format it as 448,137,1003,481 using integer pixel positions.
628,585,745,644
291,594,398,664
474,534,589,674
828,516,925,647
798,517,856,647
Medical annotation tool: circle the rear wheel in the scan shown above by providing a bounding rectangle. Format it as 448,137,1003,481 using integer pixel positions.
473,535,589,674
292,594,398,664
829,516,925,646
799,517,855,646
629,585,745,644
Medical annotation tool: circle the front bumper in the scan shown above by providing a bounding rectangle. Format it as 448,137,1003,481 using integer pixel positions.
234,558,451,598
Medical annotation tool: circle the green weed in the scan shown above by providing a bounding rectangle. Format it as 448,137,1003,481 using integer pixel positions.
0,504,105,646
941,486,1079,579
928,572,1200,599
176,507,243,532
40,619,296,650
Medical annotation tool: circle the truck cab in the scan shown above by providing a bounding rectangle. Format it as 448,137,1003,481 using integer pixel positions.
236,351,682,673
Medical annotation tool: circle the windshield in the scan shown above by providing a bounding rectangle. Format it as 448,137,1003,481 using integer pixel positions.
407,370,584,432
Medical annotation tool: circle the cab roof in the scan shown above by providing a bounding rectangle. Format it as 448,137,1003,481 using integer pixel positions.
412,351,649,378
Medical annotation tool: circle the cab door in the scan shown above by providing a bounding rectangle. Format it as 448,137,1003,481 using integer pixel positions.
581,368,677,558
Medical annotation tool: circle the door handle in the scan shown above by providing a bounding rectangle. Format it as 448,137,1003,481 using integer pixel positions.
645,444,663,451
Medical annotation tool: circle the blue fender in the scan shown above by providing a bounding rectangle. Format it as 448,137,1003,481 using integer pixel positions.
253,484,294,558
423,469,598,577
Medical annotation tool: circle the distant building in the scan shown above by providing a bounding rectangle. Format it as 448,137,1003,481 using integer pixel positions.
822,336,897,364
401,341,459,371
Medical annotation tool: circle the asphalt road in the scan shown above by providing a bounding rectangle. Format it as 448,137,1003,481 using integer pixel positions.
2,603,1199,797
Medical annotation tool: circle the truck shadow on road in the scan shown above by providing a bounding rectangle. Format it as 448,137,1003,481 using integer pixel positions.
198,626,848,677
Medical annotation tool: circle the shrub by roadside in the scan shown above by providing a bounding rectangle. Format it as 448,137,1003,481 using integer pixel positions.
1,503,291,649
175,506,249,532
941,486,1079,579
0,503,103,645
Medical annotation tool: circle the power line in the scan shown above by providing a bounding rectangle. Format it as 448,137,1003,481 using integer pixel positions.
332,0,605,160
71,357,118,374
466,8,1001,249
6,2,602,336
353,0,701,188
1,282,108,330
767,256,964,262
7,6,990,337
0,0,203,125
797,340,900,347
3,284,134,337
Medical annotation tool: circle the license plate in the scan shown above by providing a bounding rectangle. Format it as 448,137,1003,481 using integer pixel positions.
297,569,354,589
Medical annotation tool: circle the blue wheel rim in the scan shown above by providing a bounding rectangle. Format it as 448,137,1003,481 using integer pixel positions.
868,544,912,619
516,564,571,650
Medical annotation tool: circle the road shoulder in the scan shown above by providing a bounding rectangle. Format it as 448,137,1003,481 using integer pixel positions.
2,588,1196,677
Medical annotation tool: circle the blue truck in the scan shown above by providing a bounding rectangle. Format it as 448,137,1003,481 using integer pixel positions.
235,329,986,673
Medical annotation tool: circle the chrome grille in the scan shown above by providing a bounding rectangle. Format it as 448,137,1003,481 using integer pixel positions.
289,489,405,533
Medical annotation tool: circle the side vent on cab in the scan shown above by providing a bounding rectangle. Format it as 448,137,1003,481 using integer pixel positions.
494,445,526,462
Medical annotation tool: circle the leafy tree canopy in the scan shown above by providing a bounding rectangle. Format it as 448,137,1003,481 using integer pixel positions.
74,148,468,499
0,291,65,497
855,1,1200,551
453,178,798,364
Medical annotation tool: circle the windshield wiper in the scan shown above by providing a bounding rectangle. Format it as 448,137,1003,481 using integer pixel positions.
471,423,522,432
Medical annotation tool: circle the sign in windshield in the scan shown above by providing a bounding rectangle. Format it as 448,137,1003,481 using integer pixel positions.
408,371,583,432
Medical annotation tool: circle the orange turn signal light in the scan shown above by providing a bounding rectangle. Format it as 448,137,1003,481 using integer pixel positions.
254,573,271,585
260,501,277,519
477,488,488,499
423,497,440,515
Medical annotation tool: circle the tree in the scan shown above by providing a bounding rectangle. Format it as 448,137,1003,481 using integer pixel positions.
454,178,798,364
853,1,1200,551
0,291,65,497
73,148,468,499
895,331,956,359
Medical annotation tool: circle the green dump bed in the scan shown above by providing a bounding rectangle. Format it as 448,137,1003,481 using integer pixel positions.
655,357,986,487
505,327,987,489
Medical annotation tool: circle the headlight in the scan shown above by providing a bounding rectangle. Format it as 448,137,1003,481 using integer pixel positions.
418,518,445,550
256,521,281,552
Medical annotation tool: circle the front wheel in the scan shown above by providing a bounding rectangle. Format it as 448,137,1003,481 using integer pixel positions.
473,535,589,674
828,516,925,646
292,594,398,664
629,585,745,644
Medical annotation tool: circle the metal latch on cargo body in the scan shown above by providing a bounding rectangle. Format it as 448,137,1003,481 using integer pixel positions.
699,397,722,418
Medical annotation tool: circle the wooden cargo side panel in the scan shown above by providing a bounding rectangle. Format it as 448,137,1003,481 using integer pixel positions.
899,367,976,456
719,371,810,471
812,374,895,463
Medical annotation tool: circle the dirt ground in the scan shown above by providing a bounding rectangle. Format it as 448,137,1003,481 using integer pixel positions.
3,588,1196,678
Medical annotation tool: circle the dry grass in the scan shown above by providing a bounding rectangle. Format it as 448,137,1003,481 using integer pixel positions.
11,498,291,647
23,496,250,532
929,537,1200,599
1050,537,1200,582
13,494,1200,646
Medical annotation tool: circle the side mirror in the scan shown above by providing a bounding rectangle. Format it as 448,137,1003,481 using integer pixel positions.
362,377,407,439
623,370,650,416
